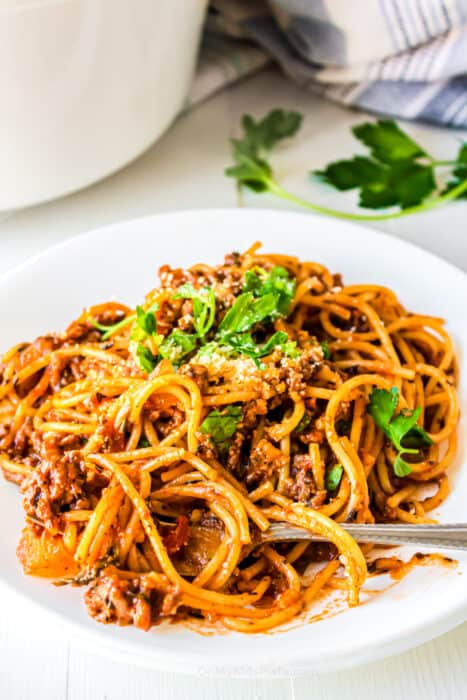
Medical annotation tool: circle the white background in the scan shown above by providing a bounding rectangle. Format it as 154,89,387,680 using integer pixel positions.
1,69,467,698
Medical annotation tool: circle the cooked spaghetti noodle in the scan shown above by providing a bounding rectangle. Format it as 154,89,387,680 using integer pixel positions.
0,243,459,632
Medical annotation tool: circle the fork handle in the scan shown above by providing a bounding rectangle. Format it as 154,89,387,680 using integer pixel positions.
263,523,467,551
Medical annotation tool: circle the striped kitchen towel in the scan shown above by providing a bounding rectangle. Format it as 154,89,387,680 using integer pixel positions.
189,0,467,127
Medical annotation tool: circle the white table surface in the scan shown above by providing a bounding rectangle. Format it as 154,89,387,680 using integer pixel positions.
1,68,467,699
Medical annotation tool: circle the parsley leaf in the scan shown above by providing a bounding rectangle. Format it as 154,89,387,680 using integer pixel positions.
135,304,157,336
443,142,467,199
368,387,433,476
393,454,413,478
294,412,311,434
226,110,303,192
200,406,242,452
316,152,436,210
218,292,278,336
224,330,299,365
241,111,303,152
158,330,198,366
326,464,344,492
174,284,216,342
136,344,158,374
320,340,331,360
352,119,427,163
244,266,296,319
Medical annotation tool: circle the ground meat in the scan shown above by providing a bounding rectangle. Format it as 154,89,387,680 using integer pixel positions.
10,416,35,457
246,438,287,486
65,305,128,344
156,296,184,336
84,570,180,630
284,454,316,503
224,431,245,476
100,418,126,453
22,452,89,532
1,467,24,486
148,407,185,439
158,265,191,290
179,363,208,392
161,516,191,555
13,336,62,398
195,434,218,463
242,399,268,429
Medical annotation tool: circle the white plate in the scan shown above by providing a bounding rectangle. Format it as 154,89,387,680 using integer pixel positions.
0,209,466,678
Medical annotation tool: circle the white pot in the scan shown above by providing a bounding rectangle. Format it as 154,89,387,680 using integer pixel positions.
0,0,207,210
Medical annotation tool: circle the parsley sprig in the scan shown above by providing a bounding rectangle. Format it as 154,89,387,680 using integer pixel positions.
226,110,467,220
368,387,433,477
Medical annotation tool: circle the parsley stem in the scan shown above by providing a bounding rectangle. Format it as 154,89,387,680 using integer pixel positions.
265,176,467,222
430,159,458,167
90,313,135,340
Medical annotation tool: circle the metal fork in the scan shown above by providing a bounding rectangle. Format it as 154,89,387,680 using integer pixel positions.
261,523,467,551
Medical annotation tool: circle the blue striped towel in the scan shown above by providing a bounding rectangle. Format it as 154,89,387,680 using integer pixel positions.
189,0,467,127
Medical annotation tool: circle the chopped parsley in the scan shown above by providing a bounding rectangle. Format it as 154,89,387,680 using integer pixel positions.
174,284,216,342
136,344,158,374
158,330,198,366
326,464,344,492
218,292,278,336
243,265,296,319
368,387,433,477
135,304,157,336
320,340,331,360
89,314,134,341
294,412,311,434
127,266,300,371
200,406,242,452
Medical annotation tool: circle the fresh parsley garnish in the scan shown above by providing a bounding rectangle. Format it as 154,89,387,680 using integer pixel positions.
174,284,216,342
158,330,198,366
218,292,278,336
90,314,134,341
135,304,157,335
294,412,311,434
215,283,299,365
320,341,331,360
243,266,296,319
368,387,433,477
223,330,299,366
200,406,242,452
226,110,467,221
136,344,158,374
326,464,344,492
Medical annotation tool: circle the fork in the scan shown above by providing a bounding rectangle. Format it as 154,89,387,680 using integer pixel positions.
261,523,467,551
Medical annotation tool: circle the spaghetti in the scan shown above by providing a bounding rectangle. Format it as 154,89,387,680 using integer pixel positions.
0,243,459,633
